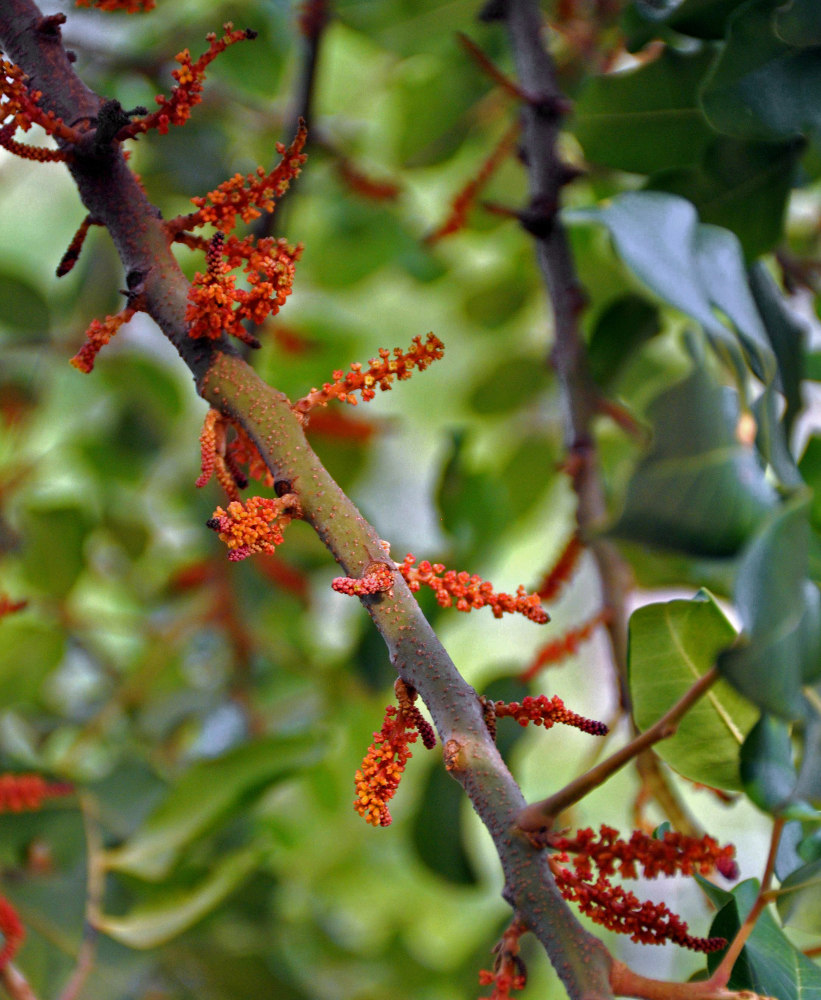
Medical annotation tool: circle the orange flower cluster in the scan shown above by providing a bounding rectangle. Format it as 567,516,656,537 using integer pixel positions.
207,494,301,562
75,0,155,10
196,408,276,498
0,774,73,812
520,608,609,681
546,824,736,952
293,334,445,414
1,58,81,161
537,532,584,603
332,562,394,596
426,121,519,244
494,695,607,736
183,123,308,233
354,681,435,827
118,26,257,138
398,554,549,624
479,918,527,1000
0,595,27,619
70,307,136,373
0,897,24,969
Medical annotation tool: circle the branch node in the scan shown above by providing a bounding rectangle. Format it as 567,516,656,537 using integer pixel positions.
35,13,66,37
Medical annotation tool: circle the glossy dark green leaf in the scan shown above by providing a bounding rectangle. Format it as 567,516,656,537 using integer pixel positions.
799,436,821,532
611,366,778,556
587,294,661,390
104,735,320,880
624,0,749,41
649,137,798,258
776,858,821,933
706,878,821,998
749,262,806,434
719,497,821,719
774,0,821,47
567,193,775,382
701,0,821,142
573,48,716,174
98,845,262,948
628,592,755,789
739,714,800,814
753,385,803,489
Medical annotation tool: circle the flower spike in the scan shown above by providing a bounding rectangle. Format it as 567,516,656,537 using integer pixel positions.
398,554,548,623
0,897,24,970
0,773,73,812
332,562,394,597
494,695,607,736
478,918,528,1000
354,679,435,827
520,608,609,680
293,334,445,415
70,307,136,373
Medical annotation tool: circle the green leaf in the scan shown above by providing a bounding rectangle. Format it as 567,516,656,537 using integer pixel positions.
649,136,798,258
706,879,821,998
468,357,546,415
776,857,821,933
628,592,756,789
0,620,65,706
567,192,775,381
573,48,716,174
719,497,821,719
98,845,261,949
104,735,320,880
20,502,91,599
587,294,661,390
611,366,779,556
775,0,821,46
701,0,821,142
749,263,806,437
0,270,50,338
740,714,801,814
624,0,750,41
412,761,477,885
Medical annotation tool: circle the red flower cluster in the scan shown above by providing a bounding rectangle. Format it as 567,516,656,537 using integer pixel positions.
207,494,301,562
293,334,445,414
118,26,257,138
546,824,736,952
537,532,584,603
0,58,82,162
75,0,155,10
70,307,136,373
478,918,527,1000
0,774,73,812
0,897,24,969
494,695,607,736
354,680,435,827
398,554,549,624
332,562,394,596
426,121,520,244
520,608,609,681
0,595,27,619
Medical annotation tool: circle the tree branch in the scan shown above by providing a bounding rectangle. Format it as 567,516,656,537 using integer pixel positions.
0,4,616,998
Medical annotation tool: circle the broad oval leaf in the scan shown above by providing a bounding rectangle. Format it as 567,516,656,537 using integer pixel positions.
776,858,821,933
628,591,755,789
104,734,320,880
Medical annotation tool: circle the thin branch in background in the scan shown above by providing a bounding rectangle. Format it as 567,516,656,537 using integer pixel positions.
0,964,39,1000
517,668,720,835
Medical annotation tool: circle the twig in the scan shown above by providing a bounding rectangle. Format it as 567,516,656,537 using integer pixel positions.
0,965,39,1000
517,668,719,834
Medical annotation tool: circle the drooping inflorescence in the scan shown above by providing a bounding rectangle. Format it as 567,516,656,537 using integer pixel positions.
478,918,528,1000
520,608,610,680
0,897,24,970
0,773,73,812
69,307,136,373
0,57,83,162
293,334,445,415
545,824,737,952
75,0,156,10
354,679,435,827
332,562,394,597
398,554,549,624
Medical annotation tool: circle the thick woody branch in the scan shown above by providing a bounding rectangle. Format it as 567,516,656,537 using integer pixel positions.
0,4,614,998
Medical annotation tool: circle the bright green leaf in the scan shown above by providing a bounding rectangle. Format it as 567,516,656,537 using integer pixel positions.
628,592,755,788
98,845,261,949
104,735,320,880
776,858,821,933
